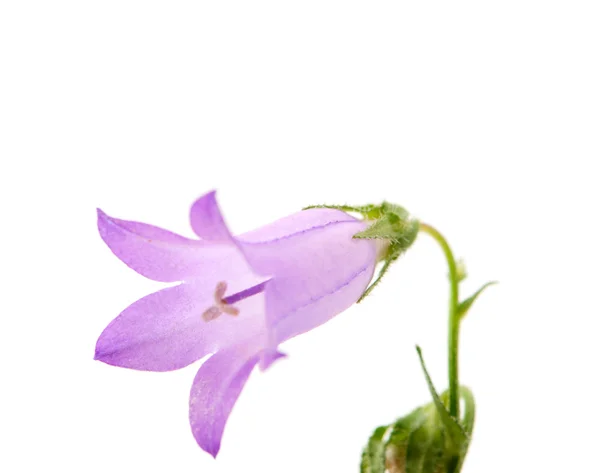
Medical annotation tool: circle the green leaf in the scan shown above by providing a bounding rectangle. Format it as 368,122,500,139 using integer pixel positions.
404,405,447,473
361,425,389,473
458,386,475,437
456,281,497,320
415,346,467,454
417,427,446,473
453,387,476,473
385,407,427,473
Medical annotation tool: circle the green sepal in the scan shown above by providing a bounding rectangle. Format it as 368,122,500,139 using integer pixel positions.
353,214,419,249
303,202,416,246
357,255,395,302
354,206,418,301
304,201,419,302
379,202,410,220
456,281,497,321
302,203,384,220
356,230,418,302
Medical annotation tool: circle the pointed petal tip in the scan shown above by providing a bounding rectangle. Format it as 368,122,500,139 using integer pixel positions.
189,345,260,461
204,441,221,458
93,336,103,361
189,189,233,242
96,208,113,231
192,189,217,205
93,352,109,364
93,340,112,364
96,207,106,223
191,424,222,458
93,331,124,368
93,351,113,366
96,207,110,220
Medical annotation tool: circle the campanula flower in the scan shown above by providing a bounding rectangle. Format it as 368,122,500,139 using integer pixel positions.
95,191,378,456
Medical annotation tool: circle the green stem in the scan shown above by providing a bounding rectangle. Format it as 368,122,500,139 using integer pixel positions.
418,223,461,419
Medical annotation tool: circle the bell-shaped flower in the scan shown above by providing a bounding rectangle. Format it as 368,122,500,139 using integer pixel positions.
95,191,378,456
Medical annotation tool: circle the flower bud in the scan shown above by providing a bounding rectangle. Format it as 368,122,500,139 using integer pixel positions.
362,403,451,473
361,348,475,473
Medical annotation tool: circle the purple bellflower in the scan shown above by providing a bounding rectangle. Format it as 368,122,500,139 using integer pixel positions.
95,191,379,457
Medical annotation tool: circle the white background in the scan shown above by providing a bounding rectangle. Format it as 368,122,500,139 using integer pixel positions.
1,1,599,472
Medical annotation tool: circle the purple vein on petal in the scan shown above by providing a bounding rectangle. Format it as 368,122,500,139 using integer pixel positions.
276,264,371,324
238,219,358,246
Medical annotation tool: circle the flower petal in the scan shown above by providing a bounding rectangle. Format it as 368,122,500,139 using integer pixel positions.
189,342,260,457
98,208,248,283
258,349,287,371
189,190,234,242
267,260,374,345
245,218,377,346
238,208,356,245
95,282,266,371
